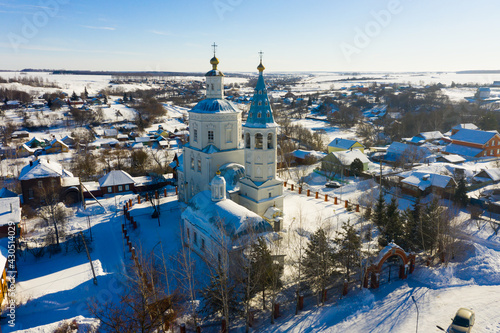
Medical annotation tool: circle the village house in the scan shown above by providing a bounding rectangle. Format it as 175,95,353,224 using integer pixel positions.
98,170,135,195
445,129,500,158
473,168,500,184
19,159,80,206
45,139,69,154
322,149,370,175
327,138,365,154
397,170,456,198
450,123,478,136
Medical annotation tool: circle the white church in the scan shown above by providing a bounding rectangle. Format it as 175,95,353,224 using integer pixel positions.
178,50,284,259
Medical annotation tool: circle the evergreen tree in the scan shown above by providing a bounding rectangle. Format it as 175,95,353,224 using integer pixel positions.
334,220,361,282
84,87,88,99
200,268,239,321
403,197,422,250
302,228,335,305
420,199,441,254
372,192,386,228
123,92,128,102
350,158,364,176
379,197,404,247
454,177,468,207
70,91,78,101
103,94,108,104
248,238,283,310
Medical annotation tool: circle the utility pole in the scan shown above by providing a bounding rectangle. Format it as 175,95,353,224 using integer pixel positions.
412,295,419,333
81,231,97,285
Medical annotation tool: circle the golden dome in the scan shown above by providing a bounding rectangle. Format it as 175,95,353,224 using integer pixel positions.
210,56,219,70
257,61,265,72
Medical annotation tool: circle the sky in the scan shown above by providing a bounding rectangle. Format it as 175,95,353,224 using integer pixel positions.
1,0,500,73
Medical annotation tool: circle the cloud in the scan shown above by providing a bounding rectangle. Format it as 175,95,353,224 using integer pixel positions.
81,25,116,31
148,29,172,36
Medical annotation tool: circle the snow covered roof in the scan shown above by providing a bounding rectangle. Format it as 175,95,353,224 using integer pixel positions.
292,149,327,160
331,149,370,165
19,159,73,180
88,138,119,147
98,170,135,187
445,143,483,158
452,123,478,131
473,168,500,182
399,171,455,190
182,190,272,242
385,142,432,162
437,154,466,164
451,129,499,145
0,196,21,225
328,138,362,150
417,131,444,141
219,163,245,192
190,99,241,114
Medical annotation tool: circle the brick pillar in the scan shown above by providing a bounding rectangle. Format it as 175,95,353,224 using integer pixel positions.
145,193,149,201
284,181,287,187
175,186,178,195
155,191,159,199
356,204,360,212
325,194,328,202
315,191,319,199
307,189,310,196
345,200,348,209
291,184,294,191
137,195,141,204
298,295,304,310
299,187,302,194
334,197,338,205
164,188,167,197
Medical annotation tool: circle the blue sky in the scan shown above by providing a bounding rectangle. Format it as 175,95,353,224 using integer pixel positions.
1,0,499,72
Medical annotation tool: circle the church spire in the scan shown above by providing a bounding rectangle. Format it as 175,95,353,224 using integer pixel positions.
244,52,276,128
205,42,224,99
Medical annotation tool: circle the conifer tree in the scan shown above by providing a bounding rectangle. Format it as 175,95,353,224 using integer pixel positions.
334,220,361,282
350,158,364,176
379,197,404,247
402,197,421,250
84,87,88,99
420,199,441,254
454,177,468,207
302,228,335,305
123,92,128,102
372,192,386,228
71,91,78,101
249,237,282,310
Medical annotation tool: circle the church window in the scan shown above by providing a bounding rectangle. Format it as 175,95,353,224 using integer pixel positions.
208,130,214,143
265,100,268,106
267,133,273,149
267,111,270,117
259,90,262,94
269,192,272,198
252,101,255,106
194,129,198,142
257,112,262,118
226,129,232,143
191,157,194,170
245,133,250,148
255,133,263,149
258,101,262,106
197,159,201,172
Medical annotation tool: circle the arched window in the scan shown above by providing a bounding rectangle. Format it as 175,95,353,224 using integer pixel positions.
245,133,250,148
265,100,268,106
259,90,262,94
257,112,262,118
255,133,263,149
267,133,273,149
258,101,262,106
266,111,270,118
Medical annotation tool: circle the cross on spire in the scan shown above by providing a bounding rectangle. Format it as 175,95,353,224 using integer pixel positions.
259,50,264,62
212,42,218,56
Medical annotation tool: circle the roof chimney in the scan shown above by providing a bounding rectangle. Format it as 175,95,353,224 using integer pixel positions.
29,160,33,167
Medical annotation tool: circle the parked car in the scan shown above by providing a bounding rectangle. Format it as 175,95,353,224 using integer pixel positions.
448,308,475,333
325,181,341,188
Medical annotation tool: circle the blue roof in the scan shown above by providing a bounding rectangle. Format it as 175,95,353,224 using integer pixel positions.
328,138,361,150
190,98,240,114
244,65,277,128
451,129,498,145
445,143,483,158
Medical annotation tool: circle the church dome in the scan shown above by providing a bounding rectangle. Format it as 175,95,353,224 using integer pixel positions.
210,171,226,201
210,56,219,66
190,99,240,114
